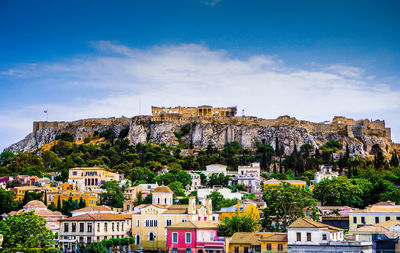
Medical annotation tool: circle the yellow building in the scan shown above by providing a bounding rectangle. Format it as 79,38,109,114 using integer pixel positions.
54,190,98,207
260,233,288,253
12,186,44,201
229,232,260,253
219,202,260,222
123,186,143,212
131,186,215,250
68,167,120,191
349,201,400,229
263,179,313,190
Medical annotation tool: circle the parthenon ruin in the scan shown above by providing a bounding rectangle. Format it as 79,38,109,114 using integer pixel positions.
151,105,237,119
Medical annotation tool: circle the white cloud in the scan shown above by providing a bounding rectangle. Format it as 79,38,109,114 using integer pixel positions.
326,64,365,79
1,43,400,150
201,0,222,6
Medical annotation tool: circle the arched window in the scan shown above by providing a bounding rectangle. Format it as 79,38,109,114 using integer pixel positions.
164,197,167,204
158,198,160,204
135,234,141,245
149,232,155,241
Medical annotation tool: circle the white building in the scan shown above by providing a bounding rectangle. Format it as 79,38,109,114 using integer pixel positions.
203,164,228,177
187,172,202,191
71,206,117,217
288,217,372,253
314,164,339,184
197,187,243,200
234,162,261,193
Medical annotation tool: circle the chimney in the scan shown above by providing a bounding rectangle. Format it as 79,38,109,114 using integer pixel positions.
188,196,196,214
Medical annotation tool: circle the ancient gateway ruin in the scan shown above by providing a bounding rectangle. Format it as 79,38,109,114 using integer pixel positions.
151,105,237,119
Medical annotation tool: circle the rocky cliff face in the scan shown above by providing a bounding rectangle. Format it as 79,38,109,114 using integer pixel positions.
5,115,397,156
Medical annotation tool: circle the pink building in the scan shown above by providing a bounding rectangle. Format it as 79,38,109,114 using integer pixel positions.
166,221,225,253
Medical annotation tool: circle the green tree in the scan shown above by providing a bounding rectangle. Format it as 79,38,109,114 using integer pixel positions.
55,132,74,142
390,150,399,167
61,198,80,217
86,241,108,253
255,143,275,170
100,180,124,208
218,214,259,236
41,151,62,170
129,167,155,184
168,181,186,197
262,182,319,231
0,211,55,249
313,177,364,207
207,173,231,187
0,188,18,214
78,197,86,208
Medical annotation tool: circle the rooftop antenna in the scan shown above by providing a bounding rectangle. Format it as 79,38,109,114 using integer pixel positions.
44,109,48,121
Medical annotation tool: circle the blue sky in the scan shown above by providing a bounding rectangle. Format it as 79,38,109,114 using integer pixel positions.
1,0,400,151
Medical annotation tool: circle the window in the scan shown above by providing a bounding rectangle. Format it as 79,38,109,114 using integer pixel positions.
172,249,178,253
278,244,283,251
104,223,108,232
375,217,380,224
185,232,191,243
112,223,115,231
79,237,84,242
87,237,92,244
353,216,357,224
267,243,271,250
181,218,187,222
97,236,100,241
165,197,167,204
201,232,205,242
386,216,391,221
234,247,239,253
72,171,77,175
172,232,178,243
88,223,92,232
244,247,249,253
185,249,191,253
166,219,172,226
296,232,301,241
97,223,100,232
117,222,119,231
322,234,327,240
64,223,69,232
80,223,84,232
307,232,311,241
72,223,76,232
149,232,155,241
361,216,366,224
136,220,140,227
210,232,214,241
397,217,400,221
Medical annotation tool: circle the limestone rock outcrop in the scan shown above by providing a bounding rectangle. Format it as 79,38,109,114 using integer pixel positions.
4,115,398,156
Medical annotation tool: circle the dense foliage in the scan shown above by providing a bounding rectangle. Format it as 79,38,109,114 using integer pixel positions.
0,211,56,250
262,182,319,231
218,214,259,236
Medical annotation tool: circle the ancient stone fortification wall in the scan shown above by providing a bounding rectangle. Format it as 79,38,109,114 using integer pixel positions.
33,117,131,133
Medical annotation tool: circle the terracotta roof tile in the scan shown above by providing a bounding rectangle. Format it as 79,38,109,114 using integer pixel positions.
230,232,261,245
72,206,112,212
60,213,127,221
153,186,173,193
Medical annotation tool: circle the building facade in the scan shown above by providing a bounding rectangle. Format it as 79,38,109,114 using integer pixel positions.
166,221,225,253
349,201,400,229
131,186,214,250
58,213,131,252
234,163,261,193
68,167,120,191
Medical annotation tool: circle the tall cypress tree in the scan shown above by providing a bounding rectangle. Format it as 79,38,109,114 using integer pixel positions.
78,197,86,208
44,191,48,206
57,197,61,211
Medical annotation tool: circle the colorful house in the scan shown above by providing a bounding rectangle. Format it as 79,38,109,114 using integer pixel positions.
263,179,314,191
259,233,288,253
53,190,97,207
349,201,400,229
229,232,261,253
11,186,44,201
131,186,215,251
219,202,260,222
166,220,225,253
